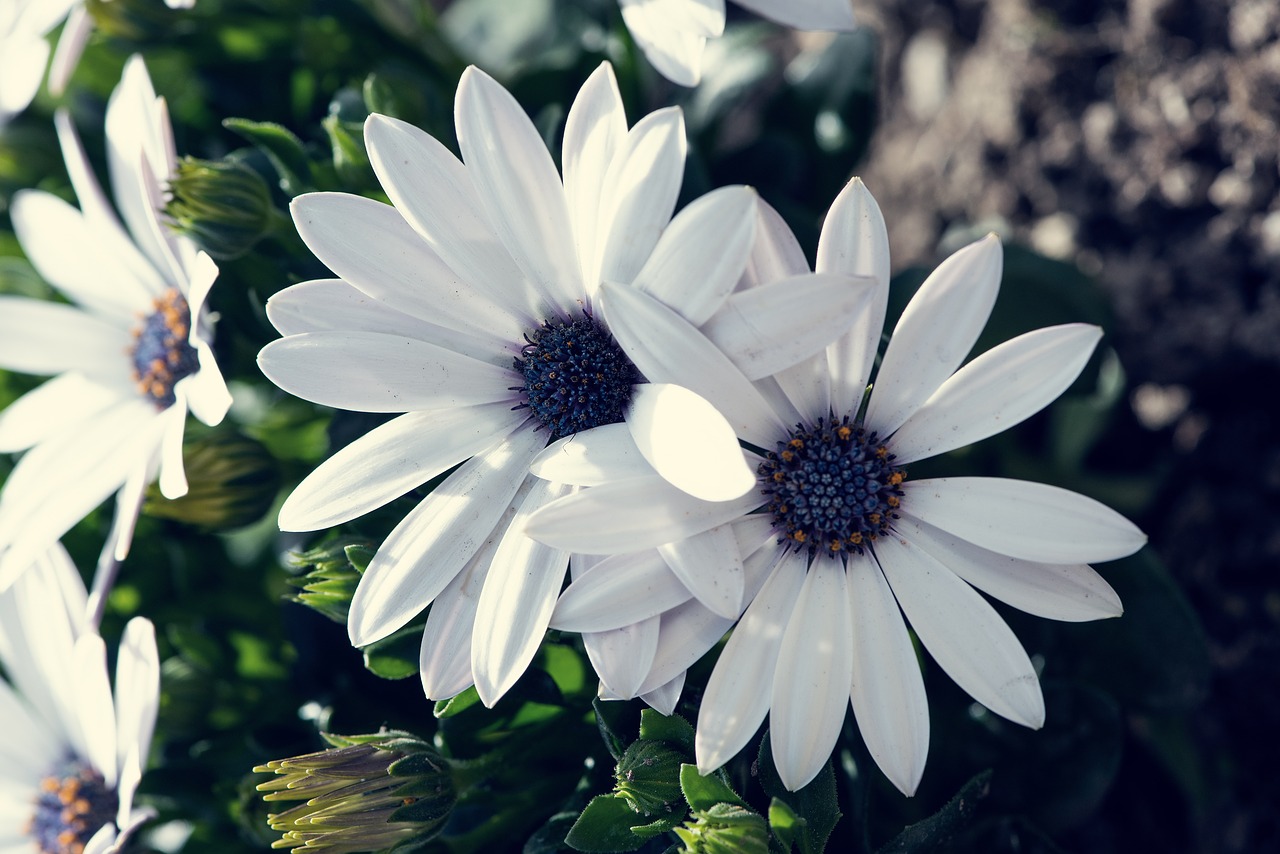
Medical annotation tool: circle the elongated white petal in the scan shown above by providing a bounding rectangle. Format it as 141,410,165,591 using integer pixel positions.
876,535,1044,727
640,672,685,715
551,551,689,632
46,4,90,96
348,425,544,646
896,515,1123,621
735,0,856,30
901,477,1147,564
562,63,628,290
619,1,708,87
258,331,517,413
267,279,430,338
744,199,810,286
891,324,1103,464
364,113,542,322
600,281,784,446
456,67,584,309
472,479,573,706
74,635,119,788
583,616,660,698
817,178,890,416
703,272,876,380
0,373,120,453
865,235,1002,437
596,108,687,289
625,383,754,501
525,475,760,554
113,618,159,795
633,186,757,324
0,296,132,378
659,524,744,618
290,192,523,352
847,557,929,796
696,550,805,775
277,403,524,531
181,342,232,428
530,423,654,486
770,559,853,791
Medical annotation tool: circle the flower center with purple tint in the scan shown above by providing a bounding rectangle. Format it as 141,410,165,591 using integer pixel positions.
130,287,199,409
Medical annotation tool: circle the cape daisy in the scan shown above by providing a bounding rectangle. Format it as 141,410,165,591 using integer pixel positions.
0,544,159,854
0,56,230,588
258,62,869,708
526,179,1148,793
619,0,857,86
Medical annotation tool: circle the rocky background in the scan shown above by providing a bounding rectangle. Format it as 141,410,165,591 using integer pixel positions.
852,0,1279,849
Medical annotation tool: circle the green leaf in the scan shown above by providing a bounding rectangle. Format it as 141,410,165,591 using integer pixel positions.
592,698,629,762
223,118,312,195
434,686,481,719
679,764,746,812
767,798,806,853
360,624,423,680
876,770,991,854
638,709,696,754
756,734,841,854
343,543,375,573
563,795,649,853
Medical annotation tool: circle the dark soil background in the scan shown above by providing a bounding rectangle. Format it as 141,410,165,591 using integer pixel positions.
850,0,1280,849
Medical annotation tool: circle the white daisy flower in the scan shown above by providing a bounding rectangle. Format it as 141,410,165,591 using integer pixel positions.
0,0,75,129
0,544,160,854
619,0,857,86
0,56,231,589
258,62,870,708
525,179,1148,793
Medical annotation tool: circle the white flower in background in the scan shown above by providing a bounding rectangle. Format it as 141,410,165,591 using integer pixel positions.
526,179,1148,793
0,0,76,129
258,62,869,709
0,56,231,589
0,544,160,854
619,0,857,86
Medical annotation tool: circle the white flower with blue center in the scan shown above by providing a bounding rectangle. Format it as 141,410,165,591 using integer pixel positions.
525,179,1149,793
619,0,857,86
0,56,231,588
0,545,159,854
258,62,871,708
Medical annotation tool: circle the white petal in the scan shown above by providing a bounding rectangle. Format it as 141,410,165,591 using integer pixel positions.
364,113,541,322
289,192,523,353
0,37,47,120
530,423,654,486
0,296,132,378
619,1,709,87
551,550,689,632
0,373,120,453
277,403,524,531
895,515,1123,622
658,524,744,618
846,556,929,796
455,67,583,309
524,474,760,554
583,616,660,698
743,199,810,286
258,330,517,412
901,477,1147,564
864,234,1002,437
472,478,573,706
816,178,891,416
632,186,757,324
562,63,628,290
113,619,159,796
267,279,427,338
74,634,119,788
703,272,876,381
348,424,543,645
695,550,805,774
891,324,1103,465
600,281,785,446
625,383,754,501
181,342,231,427
875,534,1044,728
596,108,687,289
46,4,90,96
734,0,856,30
769,558,853,791
156,399,188,499
640,672,685,715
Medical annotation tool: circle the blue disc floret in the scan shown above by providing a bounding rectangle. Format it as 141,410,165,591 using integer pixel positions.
29,759,119,854
514,313,639,440
758,414,906,557
130,287,200,409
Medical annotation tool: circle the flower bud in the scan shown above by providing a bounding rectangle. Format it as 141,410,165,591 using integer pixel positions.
143,430,281,531
283,541,374,624
674,803,769,854
255,731,456,854
166,156,274,259
615,738,686,817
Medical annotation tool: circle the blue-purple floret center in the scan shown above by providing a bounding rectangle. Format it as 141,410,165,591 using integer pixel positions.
130,288,199,409
29,759,118,854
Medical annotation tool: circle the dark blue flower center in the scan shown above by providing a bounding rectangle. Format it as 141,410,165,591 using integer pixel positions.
130,287,199,409
29,759,119,854
758,415,906,557
514,314,639,441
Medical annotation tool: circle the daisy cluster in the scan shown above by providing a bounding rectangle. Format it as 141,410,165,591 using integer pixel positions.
0,1,1152,852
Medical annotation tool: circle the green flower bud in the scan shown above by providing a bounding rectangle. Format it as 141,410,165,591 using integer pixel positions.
166,156,274,259
255,731,456,854
143,430,282,531
284,541,375,624
674,803,770,854
615,739,686,817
